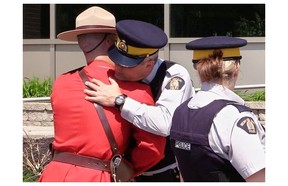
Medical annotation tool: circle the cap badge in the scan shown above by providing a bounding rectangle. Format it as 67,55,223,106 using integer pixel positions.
117,40,128,53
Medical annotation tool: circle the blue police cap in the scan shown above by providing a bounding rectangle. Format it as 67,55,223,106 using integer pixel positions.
186,36,247,63
108,19,168,67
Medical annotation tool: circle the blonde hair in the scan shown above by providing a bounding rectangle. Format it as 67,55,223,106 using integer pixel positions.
196,49,239,83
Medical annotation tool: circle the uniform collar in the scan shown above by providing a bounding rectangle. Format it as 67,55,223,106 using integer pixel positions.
188,82,244,108
201,82,244,104
142,58,164,84
88,60,115,70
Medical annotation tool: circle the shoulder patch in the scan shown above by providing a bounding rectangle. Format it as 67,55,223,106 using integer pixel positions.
236,117,257,134
165,77,185,90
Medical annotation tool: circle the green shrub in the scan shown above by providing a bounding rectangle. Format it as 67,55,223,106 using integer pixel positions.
234,90,265,101
23,166,39,182
22,77,265,101
23,77,52,98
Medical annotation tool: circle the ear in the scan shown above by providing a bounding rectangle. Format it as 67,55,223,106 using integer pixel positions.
234,62,240,77
105,34,116,48
145,60,155,68
193,63,197,70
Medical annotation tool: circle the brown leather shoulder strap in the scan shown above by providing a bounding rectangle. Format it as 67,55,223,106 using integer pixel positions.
94,104,119,154
79,69,90,85
79,69,119,155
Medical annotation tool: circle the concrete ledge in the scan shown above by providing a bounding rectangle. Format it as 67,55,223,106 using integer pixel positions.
245,101,265,109
23,101,265,139
23,126,54,139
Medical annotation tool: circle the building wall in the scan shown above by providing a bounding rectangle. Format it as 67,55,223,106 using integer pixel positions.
23,4,265,89
23,37,265,89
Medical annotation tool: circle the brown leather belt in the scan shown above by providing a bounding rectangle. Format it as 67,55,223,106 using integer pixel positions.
52,150,111,172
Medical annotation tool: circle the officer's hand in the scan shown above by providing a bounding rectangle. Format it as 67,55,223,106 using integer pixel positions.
84,77,122,107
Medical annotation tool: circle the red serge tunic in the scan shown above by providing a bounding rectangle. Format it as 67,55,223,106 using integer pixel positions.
38,61,166,182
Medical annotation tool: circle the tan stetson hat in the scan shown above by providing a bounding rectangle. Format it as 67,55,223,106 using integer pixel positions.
57,6,116,41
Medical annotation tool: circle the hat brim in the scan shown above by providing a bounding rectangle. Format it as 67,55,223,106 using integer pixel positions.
57,28,116,41
108,45,145,67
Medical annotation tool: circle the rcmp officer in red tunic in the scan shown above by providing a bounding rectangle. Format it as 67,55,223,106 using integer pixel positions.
83,20,195,181
170,36,265,182
38,7,166,182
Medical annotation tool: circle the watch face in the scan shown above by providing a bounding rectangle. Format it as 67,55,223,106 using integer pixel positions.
115,96,125,105
115,94,127,109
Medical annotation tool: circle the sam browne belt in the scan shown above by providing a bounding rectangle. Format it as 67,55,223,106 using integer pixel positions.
52,150,111,172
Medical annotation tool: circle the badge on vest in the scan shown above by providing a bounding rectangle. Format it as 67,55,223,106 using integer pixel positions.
236,117,257,134
175,140,191,151
165,77,185,90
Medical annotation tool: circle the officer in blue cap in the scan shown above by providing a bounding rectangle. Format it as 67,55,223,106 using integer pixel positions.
83,19,195,182
170,36,265,182
108,19,168,67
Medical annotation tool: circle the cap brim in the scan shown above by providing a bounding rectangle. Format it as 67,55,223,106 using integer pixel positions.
108,45,145,67
57,28,116,41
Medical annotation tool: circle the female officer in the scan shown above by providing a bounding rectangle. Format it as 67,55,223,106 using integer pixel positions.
170,36,265,182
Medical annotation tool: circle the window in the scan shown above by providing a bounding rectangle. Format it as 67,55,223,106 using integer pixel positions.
55,4,164,36
170,4,265,37
23,4,265,39
23,4,50,39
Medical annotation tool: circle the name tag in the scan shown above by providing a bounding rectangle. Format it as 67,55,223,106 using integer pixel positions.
175,140,191,151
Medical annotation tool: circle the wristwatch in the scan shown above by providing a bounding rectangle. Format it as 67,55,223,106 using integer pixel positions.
114,94,127,110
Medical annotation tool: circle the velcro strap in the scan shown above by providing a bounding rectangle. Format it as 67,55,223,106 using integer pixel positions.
52,150,111,172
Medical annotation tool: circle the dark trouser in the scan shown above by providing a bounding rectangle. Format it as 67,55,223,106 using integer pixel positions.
134,167,180,182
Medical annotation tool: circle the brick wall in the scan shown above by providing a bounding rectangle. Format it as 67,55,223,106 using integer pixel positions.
23,101,265,138
23,102,54,138
245,101,265,127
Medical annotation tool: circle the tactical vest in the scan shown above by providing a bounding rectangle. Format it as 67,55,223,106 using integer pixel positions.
147,60,177,171
170,99,250,182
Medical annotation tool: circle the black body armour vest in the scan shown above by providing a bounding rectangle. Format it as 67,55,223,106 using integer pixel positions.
170,99,251,182
146,61,177,171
